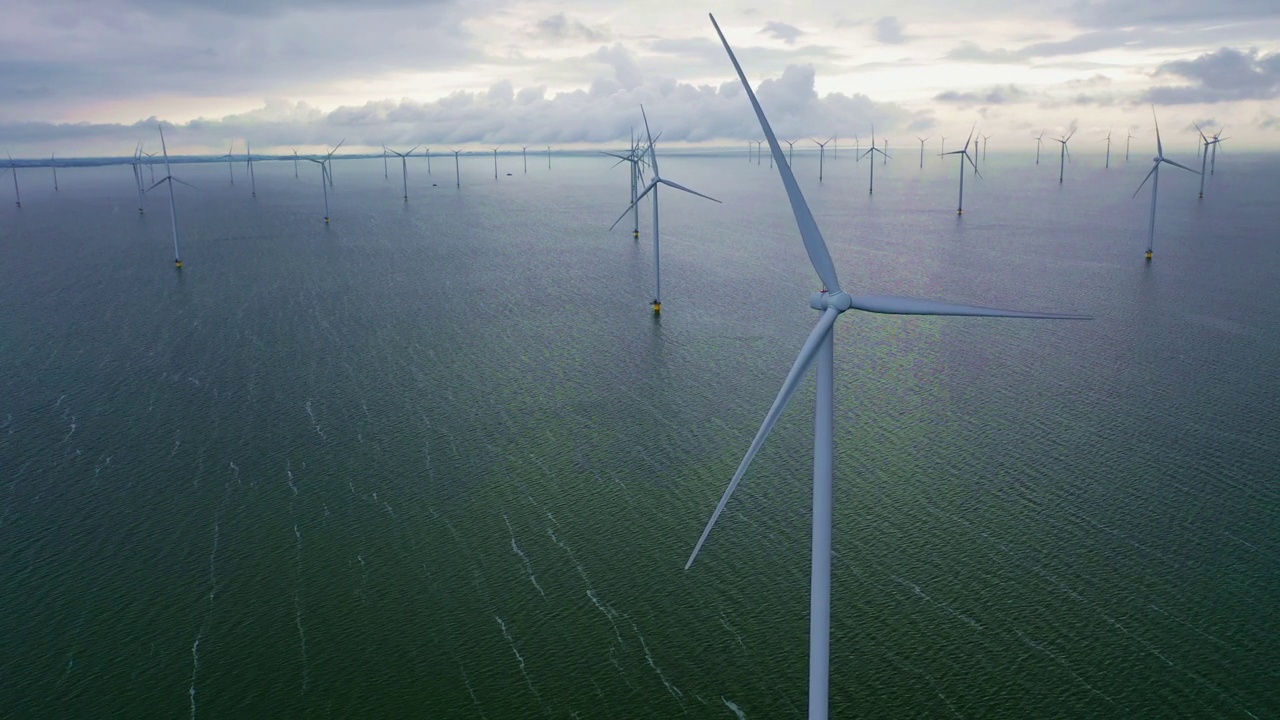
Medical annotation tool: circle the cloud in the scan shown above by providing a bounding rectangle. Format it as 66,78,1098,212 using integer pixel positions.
1069,0,1280,28
759,21,804,45
935,85,1030,106
874,17,906,45
1144,47,1280,103
532,13,608,43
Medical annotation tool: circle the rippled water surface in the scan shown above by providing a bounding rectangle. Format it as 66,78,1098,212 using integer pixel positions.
1,150,1277,718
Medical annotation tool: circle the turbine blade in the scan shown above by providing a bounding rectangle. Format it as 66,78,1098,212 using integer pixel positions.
1161,157,1199,174
640,106,658,176
685,307,839,569
710,13,842,294
657,178,722,204
609,180,658,230
845,295,1090,319
172,178,198,189
145,177,169,193
1132,164,1158,198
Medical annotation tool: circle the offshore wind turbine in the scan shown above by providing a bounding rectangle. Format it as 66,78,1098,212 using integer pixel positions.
756,140,764,165
601,130,649,239
812,137,832,181
547,146,551,169
291,148,299,178
491,147,500,179
1035,132,1044,165
1135,108,1198,261
3,154,21,207
245,141,257,197
785,139,796,166
939,136,946,156
608,106,721,314
144,126,192,269
981,133,992,160
942,127,980,214
382,144,389,179
387,145,421,200
1193,123,1217,198
224,143,236,184
883,138,889,166
833,134,837,159
916,136,929,168
424,148,432,174
131,143,145,214
522,146,529,173
1125,131,1134,162
858,129,889,194
1102,131,1112,169
701,18,1089,720
303,139,344,223
1052,130,1075,183
51,153,58,191
143,151,158,183
451,149,462,188
1210,127,1226,175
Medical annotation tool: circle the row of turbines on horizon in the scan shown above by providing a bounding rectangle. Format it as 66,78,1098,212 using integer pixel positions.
1,15,1258,719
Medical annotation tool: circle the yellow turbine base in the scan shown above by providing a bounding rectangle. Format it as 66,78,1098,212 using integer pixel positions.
324,218,330,223
652,302,661,314
633,231,640,238
1145,251,1153,261
175,260,183,269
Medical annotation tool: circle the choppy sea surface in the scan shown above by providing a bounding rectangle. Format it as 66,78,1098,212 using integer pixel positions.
1,148,1277,718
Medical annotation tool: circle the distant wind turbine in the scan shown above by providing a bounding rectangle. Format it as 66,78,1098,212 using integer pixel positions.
451,149,462,188
939,136,946,156
833,134,837,159
1035,132,1044,165
224,143,235,184
51,153,58,192
2,154,21,207
609,106,721,314
245,141,257,197
785,139,796,166
143,151,158,183
382,145,389,179
916,136,929,168
756,140,764,165
424,148,432,174
547,146,551,169
131,143,145,214
1210,127,1226,175
144,125,194,268
522,146,529,174
981,133,992,161
812,137,832,181
601,130,651,239
700,17,1091,720
387,145,421,200
1135,108,1198,261
1102,131,1112,169
303,139,344,223
1052,130,1075,183
942,127,981,214
291,148,299,178
858,129,889,194
491,147,500,179
1125,131,1134,163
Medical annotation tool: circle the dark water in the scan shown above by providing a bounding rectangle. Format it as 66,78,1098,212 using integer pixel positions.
1,150,1277,718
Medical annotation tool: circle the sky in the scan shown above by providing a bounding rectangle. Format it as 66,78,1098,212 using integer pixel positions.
2,0,1279,158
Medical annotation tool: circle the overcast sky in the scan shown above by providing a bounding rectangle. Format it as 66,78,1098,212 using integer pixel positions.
3,0,1278,157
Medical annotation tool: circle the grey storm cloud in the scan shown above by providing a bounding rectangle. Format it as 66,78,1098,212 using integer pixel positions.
1144,47,1280,103
935,85,1029,105
759,22,805,45
533,13,609,43
874,17,906,45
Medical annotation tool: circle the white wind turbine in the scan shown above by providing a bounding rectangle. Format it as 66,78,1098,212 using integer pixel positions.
451,149,462,188
1193,123,1217,198
858,128,889,194
981,133,992,161
1134,108,1198,261
131,143,146,214
939,136,946,156
696,18,1090,720
1052,130,1075,183
882,137,889,166
303,139,344,223
144,126,193,268
547,146,552,169
424,148,432,174
916,136,929,168
853,134,860,162
386,145,421,200
1126,131,1135,162
522,145,529,174
245,141,257,197
942,127,981,214
51,153,59,192
1035,132,1044,165
785,139,796,166
609,106,721,314
3,153,21,207
382,144,389,179
601,129,651,239
1102,131,1112,169
291,148,299,178
812,137,832,181
224,143,236,184
491,147,500,179
143,151,158,183
1209,127,1227,175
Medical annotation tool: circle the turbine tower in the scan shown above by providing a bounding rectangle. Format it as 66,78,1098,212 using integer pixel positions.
1134,108,1199,261
291,148,299,178
522,145,529,174
492,147,500,179
245,141,256,197
1052,130,1075,183
601,129,651,239
387,145,421,201
303,140,344,223
51,153,58,192
916,136,930,168
143,126,193,268
942,127,980,214
812,137,832,182
3,154,21,207
609,106,721,314
1125,131,1134,163
1102,131,1112,169
858,129,889,194
700,18,1090,720
1035,132,1044,165
224,143,235,184
451,149,462,188
131,142,145,214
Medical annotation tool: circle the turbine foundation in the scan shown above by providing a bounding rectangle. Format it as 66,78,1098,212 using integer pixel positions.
174,259,183,269
652,301,662,314
1145,251,1153,261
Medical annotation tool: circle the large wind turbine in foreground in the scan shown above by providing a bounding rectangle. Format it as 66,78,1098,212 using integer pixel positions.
387,145,421,200
609,107,720,314
1135,109,1198,261
695,16,1090,720
942,127,980,214
144,126,192,268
